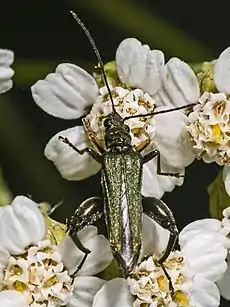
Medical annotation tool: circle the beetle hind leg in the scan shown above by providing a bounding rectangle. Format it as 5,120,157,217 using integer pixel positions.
142,196,179,294
67,197,105,277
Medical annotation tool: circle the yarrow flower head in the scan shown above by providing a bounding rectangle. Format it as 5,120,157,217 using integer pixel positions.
0,196,113,307
184,47,230,196
85,85,156,149
91,215,227,307
0,239,72,307
187,92,230,165
31,38,198,198
127,251,193,307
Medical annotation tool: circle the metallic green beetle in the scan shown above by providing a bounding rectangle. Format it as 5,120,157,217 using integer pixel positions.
60,11,195,279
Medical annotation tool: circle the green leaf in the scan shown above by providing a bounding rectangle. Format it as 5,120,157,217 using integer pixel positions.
41,206,67,245
208,170,230,219
97,259,120,280
0,168,13,206
190,61,217,94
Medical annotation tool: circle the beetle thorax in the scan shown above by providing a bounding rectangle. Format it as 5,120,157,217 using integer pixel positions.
104,113,132,150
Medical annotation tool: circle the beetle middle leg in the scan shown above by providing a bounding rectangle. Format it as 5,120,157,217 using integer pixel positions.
67,197,105,277
134,128,184,178
143,149,184,178
142,196,179,293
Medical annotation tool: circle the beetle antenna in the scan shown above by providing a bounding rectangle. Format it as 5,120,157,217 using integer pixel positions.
70,11,116,114
123,103,196,121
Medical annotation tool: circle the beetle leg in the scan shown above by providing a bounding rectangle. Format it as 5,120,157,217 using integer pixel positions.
68,196,104,234
82,118,106,154
59,135,102,163
142,196,178,263
142,196,179,293
67,197,105,277
143,149,184,178
134,126,151,153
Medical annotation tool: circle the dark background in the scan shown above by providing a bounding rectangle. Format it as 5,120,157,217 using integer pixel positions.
0,1,228,305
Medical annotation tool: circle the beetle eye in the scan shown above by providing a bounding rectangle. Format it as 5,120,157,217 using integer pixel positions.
124,125,130,133
104,118,110,127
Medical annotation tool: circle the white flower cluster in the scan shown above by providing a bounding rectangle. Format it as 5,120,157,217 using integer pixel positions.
0,240,72,307
127,252,193,307
0,196,113,307
3,26,230,307
85,85,156,149
187,92,230,165
32,38,197,198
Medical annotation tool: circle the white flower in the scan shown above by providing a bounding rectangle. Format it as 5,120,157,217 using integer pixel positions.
0,49,14,94
0,196,113,307
185,47,230,196
31,38,198,199
126,251,193,307
217,206,230,300
187,92,230,165
85,86,156,149
92,215,227,307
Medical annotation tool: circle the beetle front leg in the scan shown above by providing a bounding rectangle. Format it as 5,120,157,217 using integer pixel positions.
59,135,102,163
82,118,106,154
134,126,151,153
67,197,105,277
142,196,178,293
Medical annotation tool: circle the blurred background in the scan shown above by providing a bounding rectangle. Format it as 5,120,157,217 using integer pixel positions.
0,1,229,304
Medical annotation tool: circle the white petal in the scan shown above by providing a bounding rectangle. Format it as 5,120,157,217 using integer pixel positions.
93,278,133,307
77,234,113,276
152,87,172,107
45,126,101,180
0,196,45,254
154,107,196,168
184,240,227,281
59,226,113,276
179,219,227,282
31,63,98,119
116,38,164,95
142,160,164,198
141,214,169,259
68,276,105,307
77,225,98,242
217,253,230,300
155,57,200,107
0,248,10,278
142,158,183,198
190,276,220,307
0,290,29,307
59,226,98,273
179,219,222,247
0,49,14,94
214,47,230,94
223,165,230,197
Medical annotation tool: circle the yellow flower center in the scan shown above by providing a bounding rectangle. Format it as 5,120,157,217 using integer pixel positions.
127,252,193,307
0,240,72,306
